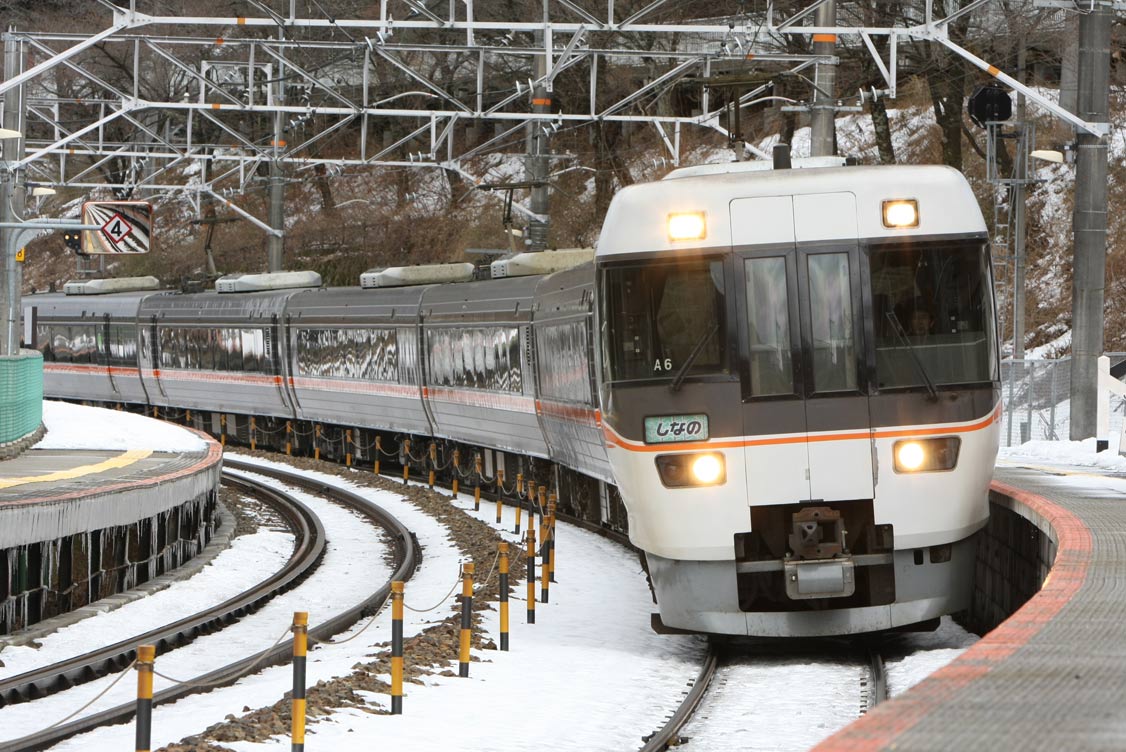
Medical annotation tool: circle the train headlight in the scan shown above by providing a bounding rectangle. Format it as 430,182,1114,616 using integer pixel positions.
893,437,961,473
655,452,726,488
881,199,919,228
667,212,707,241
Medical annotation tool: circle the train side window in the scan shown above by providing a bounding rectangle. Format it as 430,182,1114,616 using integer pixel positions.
744,257,794,397
807,253,858,392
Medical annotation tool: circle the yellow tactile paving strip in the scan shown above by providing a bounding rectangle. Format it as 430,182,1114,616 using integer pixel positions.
0,449,153,490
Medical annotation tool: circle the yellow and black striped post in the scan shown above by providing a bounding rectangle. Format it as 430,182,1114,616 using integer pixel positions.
498,543,510,651
452,449,460,497
458,563,474,677
495,469,504,524
314,424,322,461
185,409,192,427
514,501,522,536
525,528,536,624
152,405,159,419
548,500,557,584
346,429,353,466
250,416,257,450
537,485,547,533
391,581,404,714
220,414,227,447
517,472,524,499
428,442,437,488
402,439,411,483
374,436,382,475
135,644,155,752
474,454,482,510
540,517,551,604
285,420,293,456
291,612,308,751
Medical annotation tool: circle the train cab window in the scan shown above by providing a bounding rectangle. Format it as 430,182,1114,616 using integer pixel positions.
807,253,858,392
601,258,727,383
744,257,794,396
870,240,998,389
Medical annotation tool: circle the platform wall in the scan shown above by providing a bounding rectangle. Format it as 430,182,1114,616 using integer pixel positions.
958,489,1058,635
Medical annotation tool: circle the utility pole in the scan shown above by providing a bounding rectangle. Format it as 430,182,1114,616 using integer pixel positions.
1012,47,1028,360
525,31,550,251
1069,5,1111,442
267,28,286,273
1,29,26,356
809,0,837,157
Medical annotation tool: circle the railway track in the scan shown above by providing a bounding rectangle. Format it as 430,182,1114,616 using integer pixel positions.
640,642,889,752
1,462,418,752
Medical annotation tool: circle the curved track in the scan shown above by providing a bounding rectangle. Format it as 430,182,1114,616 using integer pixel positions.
2,462,418,752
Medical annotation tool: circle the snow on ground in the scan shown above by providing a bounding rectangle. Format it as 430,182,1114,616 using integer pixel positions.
679,656,866,751
883,617,979,698
0,471,390,748
11,456,702,751
1001,436,1126,472
0,524,294,680
36,401,209,453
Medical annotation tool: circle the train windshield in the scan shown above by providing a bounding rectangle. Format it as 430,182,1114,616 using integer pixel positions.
601,258,728,382
870,239,998,390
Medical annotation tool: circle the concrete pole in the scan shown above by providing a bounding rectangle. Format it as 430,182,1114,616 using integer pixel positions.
525,32,550,251
1069,6,1111,441
1012,47,1028,360
809,0,837,157
267,29,286,273
2,30,26,356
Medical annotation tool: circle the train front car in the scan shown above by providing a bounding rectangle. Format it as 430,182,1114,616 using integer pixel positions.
595,161,1000,637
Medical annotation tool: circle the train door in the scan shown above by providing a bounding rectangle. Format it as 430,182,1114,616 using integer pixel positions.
733,196,811,505
794,193,874,502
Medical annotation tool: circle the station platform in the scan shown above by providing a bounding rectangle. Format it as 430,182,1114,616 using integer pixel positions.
0,403,222,634
820,461,1126,751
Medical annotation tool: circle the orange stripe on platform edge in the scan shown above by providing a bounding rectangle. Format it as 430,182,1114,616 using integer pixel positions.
812,33,837,43
812,480,1092,751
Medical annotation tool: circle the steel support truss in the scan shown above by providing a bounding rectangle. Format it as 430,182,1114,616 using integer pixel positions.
0,0,1110,227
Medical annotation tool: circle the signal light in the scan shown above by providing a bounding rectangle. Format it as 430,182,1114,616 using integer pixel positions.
62,232,82,253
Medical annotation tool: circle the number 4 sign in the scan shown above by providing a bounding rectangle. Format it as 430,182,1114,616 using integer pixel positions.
81,201,153,254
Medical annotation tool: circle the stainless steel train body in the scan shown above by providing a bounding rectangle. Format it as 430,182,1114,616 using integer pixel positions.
31,291,154,406
135,290,299,419
596,162,1000,636
285,286,431,435
26,160,998,638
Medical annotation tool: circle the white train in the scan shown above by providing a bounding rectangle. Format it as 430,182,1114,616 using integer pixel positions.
27,155,999,638
597,157,1000,636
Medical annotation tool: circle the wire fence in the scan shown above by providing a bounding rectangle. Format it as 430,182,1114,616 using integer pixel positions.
1000,355,1126,448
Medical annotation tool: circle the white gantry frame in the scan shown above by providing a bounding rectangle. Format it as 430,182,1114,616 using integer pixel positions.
0,0,1109,226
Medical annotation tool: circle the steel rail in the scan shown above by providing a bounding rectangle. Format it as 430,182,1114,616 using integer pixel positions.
0,473,324,711
2,463,418,752
638,645,719,752
865,648,888,711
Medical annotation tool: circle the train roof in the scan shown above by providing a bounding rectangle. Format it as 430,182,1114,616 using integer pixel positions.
139,288,298,322
24,290,161,319
421,274,541,325
596,163,986,258
286,285,425,325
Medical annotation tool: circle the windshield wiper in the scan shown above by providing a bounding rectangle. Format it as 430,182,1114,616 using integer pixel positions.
885,311,939,401
670,323,719,393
